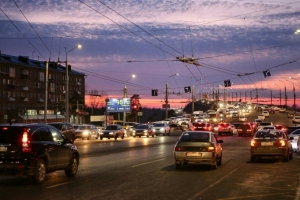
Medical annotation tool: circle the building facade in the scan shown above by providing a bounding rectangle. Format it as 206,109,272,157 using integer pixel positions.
0,52,86,124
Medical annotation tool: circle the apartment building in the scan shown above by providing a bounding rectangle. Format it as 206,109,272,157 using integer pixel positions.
0,51,86,124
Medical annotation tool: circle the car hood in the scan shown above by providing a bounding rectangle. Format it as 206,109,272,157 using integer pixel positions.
102,129,118,133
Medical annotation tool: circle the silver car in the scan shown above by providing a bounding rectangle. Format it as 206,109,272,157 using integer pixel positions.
174,131,223,170
75,124,99,140
100,124,125,140
152,123,171,136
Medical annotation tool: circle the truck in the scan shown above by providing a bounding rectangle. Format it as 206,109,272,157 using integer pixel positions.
90,115,114,131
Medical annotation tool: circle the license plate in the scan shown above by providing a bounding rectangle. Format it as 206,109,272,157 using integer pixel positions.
187,152,202,157
0,146,7,152
261,142,273,146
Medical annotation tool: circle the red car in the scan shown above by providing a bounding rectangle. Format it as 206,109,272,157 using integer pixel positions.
218,123,233,135
191,122,214,132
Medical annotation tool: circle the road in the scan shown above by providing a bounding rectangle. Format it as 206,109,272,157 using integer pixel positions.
1,109,300,200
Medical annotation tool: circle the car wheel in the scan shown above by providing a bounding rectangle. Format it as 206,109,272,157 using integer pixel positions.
175,162,181,169
31,159,46,184
100,136,103,140
87,134,91,140
133,136,136,138
152,134,154,137
217,155,222,166
147,135,149,137
65,154,79,177
121,135,124,139
211,162,217,170
284,152,290,162
251,156,256,163
114,136,117,140
289,151,293,160
183,161,188,165
139,136,141,138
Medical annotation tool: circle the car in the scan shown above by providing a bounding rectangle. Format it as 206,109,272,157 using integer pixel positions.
250,130,293,162
132,124,154,137
48,122,76,143
100,124,125,140
0,123,79,184
262,111,270,118
217,123,233,135
238,115,247,122
279,107,286,113
258,114,265,121
262,125,276,131
152,123,171,136
257,122,274,130
169,123,185,131
269,109,275,114
288,129,300,152
74,124,99,140
287,112,295,118
191,122,214,132
173,131,223,169
232,112,239,118
124,122,139,136
237,123,255,137
254,119,263,123
285,125,300,135
292,116,300,124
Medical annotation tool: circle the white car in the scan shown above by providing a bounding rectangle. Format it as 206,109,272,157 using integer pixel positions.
279,108,286,113
262,111,269,118
292,116,300,124
289,129,300,152
239,115,247,122
258,114,265,121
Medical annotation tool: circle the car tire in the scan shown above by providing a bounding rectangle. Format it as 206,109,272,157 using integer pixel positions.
71,135,76,144
147,135,149,137
175,163,181,169
133,136,136,138
289,151,293,160
284,152,290,162
100,136,103,140
65,154,79,177
217,155,222,166
31,159,46,184
211,162,217,170
87,134,91,140
114,136,117,140
251,156,256,163
152,134,154,137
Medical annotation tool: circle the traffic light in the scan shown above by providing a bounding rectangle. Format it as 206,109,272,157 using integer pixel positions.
132,104,138,111
151,89,158,96
184,86,191,93
224,80,231,87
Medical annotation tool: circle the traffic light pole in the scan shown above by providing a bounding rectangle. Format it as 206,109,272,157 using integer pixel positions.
124,86,127,123
165,83,169,119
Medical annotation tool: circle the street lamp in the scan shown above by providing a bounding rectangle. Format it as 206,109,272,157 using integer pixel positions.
165,73,179,119
124,74,135,123
273,83,282,106
295,29,300,34
277,79,287,107
65,44,81,123
286,79,296,111
289,76,300,85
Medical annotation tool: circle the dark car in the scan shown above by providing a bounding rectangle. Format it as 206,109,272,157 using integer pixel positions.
284,126,300,135
169,123,184,131
191,122,214,132
48,122,76,143
237,123,255,137
217,123,233,135
0,123,79,184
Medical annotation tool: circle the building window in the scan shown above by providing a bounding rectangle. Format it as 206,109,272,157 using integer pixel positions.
21,69,29,75
9,67,15,78
49,82,55,92
39,72,44,81
2,79,6,85
7,79,15,86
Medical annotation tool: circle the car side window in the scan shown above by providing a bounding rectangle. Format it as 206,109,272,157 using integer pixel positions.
32,127,53,142
49,127,64,143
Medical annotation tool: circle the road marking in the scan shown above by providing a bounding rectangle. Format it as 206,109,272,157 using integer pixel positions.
217,192,292,199
187,168,238,200
46,181,74,189
131,158,165,168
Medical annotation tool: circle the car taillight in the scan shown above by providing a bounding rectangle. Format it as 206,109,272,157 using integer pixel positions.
247,129,252,131
22,129,32,153
251,140,256,147
175,146,182,151
208,146,215,152
279,140,286,147
238,129,242,131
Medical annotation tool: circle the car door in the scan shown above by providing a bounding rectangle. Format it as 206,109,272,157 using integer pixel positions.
31,127,58,170
49,127,71,169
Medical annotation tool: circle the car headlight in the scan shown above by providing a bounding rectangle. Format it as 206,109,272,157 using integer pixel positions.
83,131,89,135
143,130,147,133
213,118,216,122
109,132,113,135
160,128,165,131
133,130,136,133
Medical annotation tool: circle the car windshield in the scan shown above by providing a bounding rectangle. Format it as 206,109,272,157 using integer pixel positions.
137,125,148,129
48,123,62,129
154,124,164,127
179,132,210,142
78,126,90,130
254,132,283,139
105,125,118,130
260,122,272,126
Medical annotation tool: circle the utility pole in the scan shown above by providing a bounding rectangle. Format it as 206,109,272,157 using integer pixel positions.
165,82,169,118
44,61,49,123
192,85,195,113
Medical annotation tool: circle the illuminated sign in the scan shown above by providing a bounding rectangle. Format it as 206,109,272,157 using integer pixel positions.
106,98,131,113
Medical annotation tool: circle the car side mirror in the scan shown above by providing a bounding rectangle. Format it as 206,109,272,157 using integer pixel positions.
218,140,224,143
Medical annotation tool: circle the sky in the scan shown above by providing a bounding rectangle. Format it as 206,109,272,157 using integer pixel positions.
1,0,300,109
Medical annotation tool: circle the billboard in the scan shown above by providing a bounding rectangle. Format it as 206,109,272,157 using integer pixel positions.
106,98,131,113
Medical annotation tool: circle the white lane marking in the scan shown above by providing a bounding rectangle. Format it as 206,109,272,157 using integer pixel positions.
187,168,238,200
131,158,165,168
46,181,74,189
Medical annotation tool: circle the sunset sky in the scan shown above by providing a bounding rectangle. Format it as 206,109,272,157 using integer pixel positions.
1,0,300,108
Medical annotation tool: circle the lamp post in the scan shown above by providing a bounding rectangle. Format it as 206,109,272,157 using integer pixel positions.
124,74,135,123
265,84,273,105
165,73,178,119
273,83,282,106
285,79,296,111
289,76,300,87
65,44,81,123
277,79,287,107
